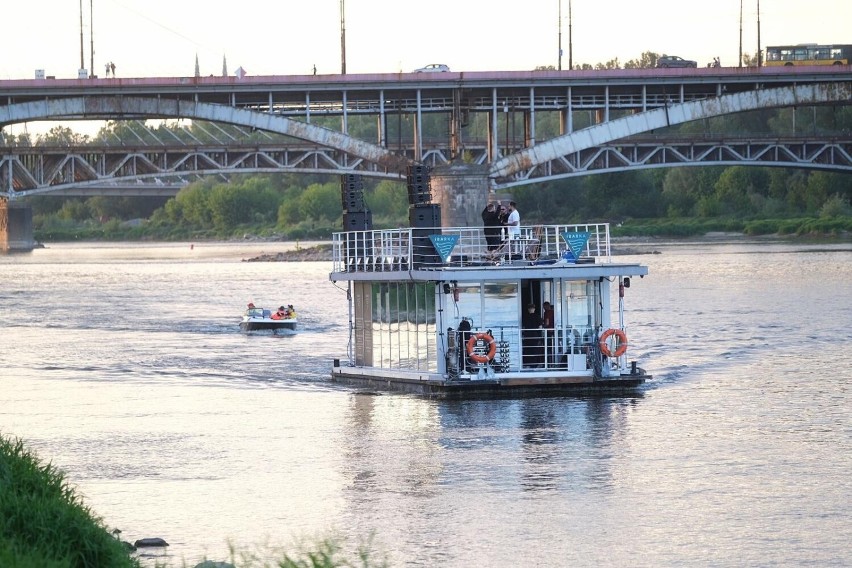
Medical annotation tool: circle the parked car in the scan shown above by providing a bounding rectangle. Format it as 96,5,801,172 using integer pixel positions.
413,64,450,73
656,55,697,68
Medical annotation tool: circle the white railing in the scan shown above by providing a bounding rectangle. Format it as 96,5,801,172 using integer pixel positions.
331,224,611,273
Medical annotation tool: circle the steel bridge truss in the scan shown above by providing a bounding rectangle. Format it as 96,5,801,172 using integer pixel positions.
1,76,851,197
2,133,850,197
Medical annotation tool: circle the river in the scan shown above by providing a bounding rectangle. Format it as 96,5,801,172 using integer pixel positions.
1,238,850,567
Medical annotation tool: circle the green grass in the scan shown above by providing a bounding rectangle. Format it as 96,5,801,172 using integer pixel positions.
0,434,140,568
1,433,387,568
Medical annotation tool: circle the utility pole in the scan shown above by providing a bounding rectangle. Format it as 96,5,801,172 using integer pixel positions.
89,0,94,78
738,0,743,67
568,0,573,70
756,0,762,67
558,0,562,70
340,0,347,74
79,0,84,71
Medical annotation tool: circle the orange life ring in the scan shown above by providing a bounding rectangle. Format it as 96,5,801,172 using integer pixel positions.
599,328,628,358
466,332,497,364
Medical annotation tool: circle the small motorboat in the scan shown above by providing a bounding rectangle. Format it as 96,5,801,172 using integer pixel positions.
240,304,297,332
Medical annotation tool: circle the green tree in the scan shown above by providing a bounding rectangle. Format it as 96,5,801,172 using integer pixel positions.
299,182,340,222
367,180,408,220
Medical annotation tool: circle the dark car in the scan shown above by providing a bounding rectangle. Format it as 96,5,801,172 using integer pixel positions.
656,55,698,68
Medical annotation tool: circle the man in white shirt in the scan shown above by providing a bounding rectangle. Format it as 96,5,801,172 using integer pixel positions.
505,201,520,240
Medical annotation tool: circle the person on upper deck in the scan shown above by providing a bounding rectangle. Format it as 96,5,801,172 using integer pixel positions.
481,202,503,252
505,202,520,240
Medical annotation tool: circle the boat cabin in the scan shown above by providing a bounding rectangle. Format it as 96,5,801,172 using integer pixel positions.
329,223,649,397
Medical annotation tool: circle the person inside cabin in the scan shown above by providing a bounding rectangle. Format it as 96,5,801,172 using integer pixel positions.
542,301,555,366
457,317,472,371
522,303,543,368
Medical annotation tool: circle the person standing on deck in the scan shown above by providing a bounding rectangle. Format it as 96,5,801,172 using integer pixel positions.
521,303,543,368
542,301,555,365
481,202,502,253
505,202,520,240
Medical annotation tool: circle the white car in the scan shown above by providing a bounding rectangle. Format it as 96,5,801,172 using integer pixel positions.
413,64,450,73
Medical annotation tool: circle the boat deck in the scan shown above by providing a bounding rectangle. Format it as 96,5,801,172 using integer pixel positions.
331,223,613,276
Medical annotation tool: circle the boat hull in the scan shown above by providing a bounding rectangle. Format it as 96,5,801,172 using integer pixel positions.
331,361,648,399
239,319,297,332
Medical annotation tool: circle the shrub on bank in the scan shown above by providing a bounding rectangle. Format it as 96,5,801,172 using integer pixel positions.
0,433,139,568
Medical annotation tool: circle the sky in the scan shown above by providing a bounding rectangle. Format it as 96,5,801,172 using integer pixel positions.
3,0,850,80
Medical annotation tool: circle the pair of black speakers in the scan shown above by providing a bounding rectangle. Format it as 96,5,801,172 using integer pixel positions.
341,174,366,212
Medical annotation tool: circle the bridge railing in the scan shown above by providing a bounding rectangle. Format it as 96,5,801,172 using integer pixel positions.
331,223,611,273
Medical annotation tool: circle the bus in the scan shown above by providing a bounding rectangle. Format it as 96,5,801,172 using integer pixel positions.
765,44,852,66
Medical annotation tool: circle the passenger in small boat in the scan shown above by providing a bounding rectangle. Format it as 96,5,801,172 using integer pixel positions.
270,306,287,320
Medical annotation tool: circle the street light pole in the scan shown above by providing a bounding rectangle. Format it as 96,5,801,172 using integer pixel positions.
79,0,84,72
340,0,347,74
756,0,762,67
558,0,562,70
738,0,743,67
89,0,94,78
568,0,572,70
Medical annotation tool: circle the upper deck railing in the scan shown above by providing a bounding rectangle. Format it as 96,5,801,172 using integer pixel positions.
331,223,611,274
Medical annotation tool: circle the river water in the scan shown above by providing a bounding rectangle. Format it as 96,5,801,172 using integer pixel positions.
1,239,850,567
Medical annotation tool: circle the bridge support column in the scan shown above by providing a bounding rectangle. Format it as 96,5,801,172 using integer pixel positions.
0,200,35,252
430,164,491,228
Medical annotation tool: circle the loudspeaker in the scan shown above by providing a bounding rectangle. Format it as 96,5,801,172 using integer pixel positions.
343,210,373,231
409,204,441,228
342,190,365,212
407,165,430,177
409,204,441,269
405,166,432,206
340,174,366,211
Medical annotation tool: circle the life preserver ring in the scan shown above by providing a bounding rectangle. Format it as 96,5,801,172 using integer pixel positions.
466,332,497,364
599,328,628,358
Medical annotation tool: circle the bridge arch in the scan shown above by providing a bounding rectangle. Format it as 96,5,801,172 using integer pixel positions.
490,82,852,181
1,96,414,175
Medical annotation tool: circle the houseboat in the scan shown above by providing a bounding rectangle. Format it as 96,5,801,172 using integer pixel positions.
329,223,650,398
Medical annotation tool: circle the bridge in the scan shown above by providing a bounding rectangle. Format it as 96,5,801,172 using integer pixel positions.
1,66,851,249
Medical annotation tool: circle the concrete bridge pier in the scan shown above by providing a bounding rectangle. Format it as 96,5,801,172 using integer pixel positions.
430,164,492,228
0,200,35,252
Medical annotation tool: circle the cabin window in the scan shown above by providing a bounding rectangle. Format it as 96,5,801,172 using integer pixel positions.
362,281,437,372
563,280,598,347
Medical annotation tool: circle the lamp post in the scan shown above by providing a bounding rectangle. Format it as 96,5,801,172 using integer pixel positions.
756,0,762,67
558,0,562,70
79,0,84,72
568,0,572,70
738,0,743,67
340,0,347,74
89,0,94,78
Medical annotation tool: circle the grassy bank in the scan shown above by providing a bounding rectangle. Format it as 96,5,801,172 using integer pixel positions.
0,433,387,567
0,434,139,568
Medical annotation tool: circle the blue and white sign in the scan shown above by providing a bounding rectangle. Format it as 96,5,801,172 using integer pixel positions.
560,231,590,260
429,234,459,263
